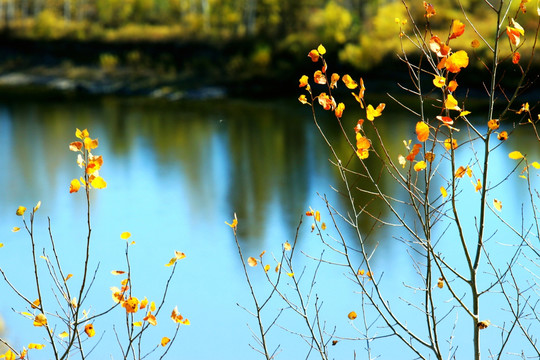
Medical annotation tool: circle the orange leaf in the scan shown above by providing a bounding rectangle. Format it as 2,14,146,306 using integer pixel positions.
111,270,125,275
330,73,340,88
33,313,47,327
348,311,357,320
299,75,309,88
84,323,95,337
416,122,430,142
161,337,171,347
335,103,345,118
284,242,292,251
477,320,491,329
247,257,258,267
449,19,465,40
445,50,469,73
122,297,139,313
497,131,508,141
429,36,450,57
437,277,444,288
144,312,157,326
474,179,482,192
31,299,40,309
83,137,99,150
512,52,521,64
314,70,326,85
423,1,436,17
487,119,500,130
433,75,445,88
455,166,466,178
307,49,319,62
406,144,422,161
298,94,309,104
69,141,83,152
448,80,458,92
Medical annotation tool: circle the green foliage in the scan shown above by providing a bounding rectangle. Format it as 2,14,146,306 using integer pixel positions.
99,53,119,72
33,9,65,39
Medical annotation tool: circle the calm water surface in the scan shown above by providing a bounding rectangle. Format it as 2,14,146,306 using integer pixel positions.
0,96,538,359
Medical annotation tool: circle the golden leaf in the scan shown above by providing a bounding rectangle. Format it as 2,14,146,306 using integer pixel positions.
440,187,448,198
414,161,427,172
247,257,258,267
509,151,524,159
84,323,95,337
161,337,171,347
11,227,20,232
493,199,502,211
284,242,292,251
348,311,357,320
33,313,47,327
16,206,26,216
120,232,131,240
477,320,491,329
416,121,430,142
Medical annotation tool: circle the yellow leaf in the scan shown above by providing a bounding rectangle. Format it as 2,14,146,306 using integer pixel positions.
16,206,26,216
165,257,177,267
33,201,41,213
275,262,281,272
342,74,358,89
459,110,471,117
90,176,107,189
83,137,99,150
133,321,142,327
0,243,3,248
120,232,131,239
474,179,482,192
445,50,469,73
437,277,444,288
287,272,294,277
1,350,15,360
76,128,89,139
11,227,20,232
33,313,47,327
264,264,270,273
31,299,40,309
298,75,309,88
493,199,502,211
509,151,524,159
433,75,445,88
321,222,327,230
531,162,540,169
175,251,186,260
161,337,171,347
247,257,258,267
445,94,460,111
487,119,500,130
84,323,95,337
150,301,156,312
225,217,238,229
28,343,45,350
414,161,427,172
366,103,385,121
315,211,321,222
58,331,68,339
416,121,430,142
140,297,148,309
284,242,292,251
444,138,458,150
440,187,448,198
348,311,357,320
65,274,73,281
69,179,81,193
122,297,139,313
317,44,326,55
144,312,157,326
40,255,48,261
111,270,125,275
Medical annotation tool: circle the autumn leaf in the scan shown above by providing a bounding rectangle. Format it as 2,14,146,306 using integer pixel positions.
474,179,482,192
84,323,95,337
65,274,73,281
314,70,326,85
1,351,15,360
448,80,458,92
111,270,125,275
315,211,321,222
330,73,340,88
33,313,47,327
416,122,430,142
83,137,99,150
433,75,445,88
429,36,450,57
69,179,81,193
509,151,524,159
366,103,385,121
299,75,309,88
284,242,292,251
449,19,465,40
512,52,521,64
298,95,309,104
348,311,357,320
455,166,467,178
307,49,319,62
31,299,40,309
247,257,258,267
342,74,358,89
437,277,444,288
487,119,500,130
445,94,460,111
122,297,139,313
144,312,157,326
471,39,480,48
264,264,270,273
318,93,336,111
423,1,436,17
498,131,508,141
90,176,107,189
477,320,491,329
321,222,327,230
11,227,20,232
58,331,68,338
171,306,190,325
440,187,448,198
76,128,89,140
161,337,171,347
414,161,427,172
445,50,469,73
335,102,345,118
16,206,26,216
225,216,238,229
493,199,502,211
69,141,83,152
317,44,326,55
406,144,422,161
444,138,458,150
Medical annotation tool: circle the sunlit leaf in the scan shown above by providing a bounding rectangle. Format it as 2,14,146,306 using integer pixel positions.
531,162,540,169
58,331,68,339
83,137,99,150
69,179,81,194
406,144,422,161
315,211,321,222
225,217,238,229
120,232,131,240
398,155,406,168
84,323,95,337
16,206,26,216
335,102,345,118
449,19,465,39
31,299,40,309
122,297,139,313
317,92,336,111
111,270,125,275
317,44,326,55
27,343,45,351
133,321,142,327
76,128,89,140
247,257,258,267
264,264,270,273
69,141,83,152
348,311,357,320
416,121,430,142
330,73,340,88
171,306,190,325
33,313,47,327
165,257,177,267
314,70,326,85
287,272,294,277
175,251,186,260
321,222,327,230
144,312,157,326
298,75,309,88
445,50,469,73
150,301,156,312
455,166,467,178
161,337,171,347
65,274,73,281
448,80,458,92
284,242,292,251
366,103,385,121
509,151,524,159
358,269,365,276
437,277,444,288
477,320,491,329
459,110,471,117
1,350,15,360
471,39,480,48
414,161,427,172
444,138,458,150
487,119,500,130
11,227,20,232
440,187,448,198
140,297,148,309
342,74,358,89
445,94,460,110
429,36,450,57
493,199,502,211
275,262,281,273
0,243,3,248
90,176,107,189
298,95,309,104
474,179,482,192
433,75,445,88
308,49,319,62
488,129,504,141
